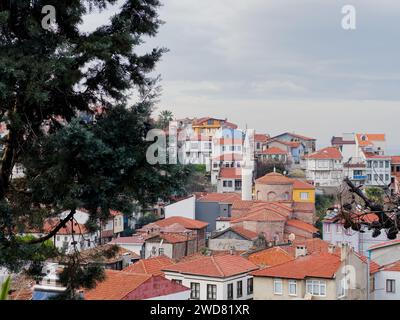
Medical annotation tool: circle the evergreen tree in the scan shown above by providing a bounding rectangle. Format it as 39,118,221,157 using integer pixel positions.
0,0,191,298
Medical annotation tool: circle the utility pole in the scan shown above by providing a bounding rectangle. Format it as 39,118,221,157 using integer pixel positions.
366,249,371,300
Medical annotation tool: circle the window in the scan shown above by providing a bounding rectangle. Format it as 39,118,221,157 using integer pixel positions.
370,276,375,293
373,161,378,168
374,174,378,181
289,280,297,296
172,279,182,285
158,248,164,255
207,119,213,125
247,278,253,295
324,223,331,233
227,283,233,300
207,284,217,300
273,279,283,295
386,174,390,181
386,279,396,293
237,281,243,298
300,192,309,200
336,224,342,234
306,280,326,296
379,161,384,168
385,161,390,168
367,174,372,182
190,282,200,300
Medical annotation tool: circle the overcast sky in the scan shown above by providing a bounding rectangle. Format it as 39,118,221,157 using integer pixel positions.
83,0,400,153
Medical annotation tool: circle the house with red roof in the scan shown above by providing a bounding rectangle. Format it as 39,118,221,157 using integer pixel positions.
258,147,289,163
208,226,259,251
123,255,175,276
83,270,190,300
216,167,243,193
371,259,400,300
162,254,258,300
138,216,208,251
252,244,369,300
268,132,316,166
304,146,344,188
322,210,398,257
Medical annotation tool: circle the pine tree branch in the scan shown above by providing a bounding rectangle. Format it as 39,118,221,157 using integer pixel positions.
26,208,76,245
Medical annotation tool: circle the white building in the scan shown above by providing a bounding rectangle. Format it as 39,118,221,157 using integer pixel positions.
216,168,242,193
305,147,343,188
372,261,400,300
322,212,395,256
162,254,258,300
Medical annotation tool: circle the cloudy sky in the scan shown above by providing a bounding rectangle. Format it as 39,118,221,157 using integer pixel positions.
83,0,400,153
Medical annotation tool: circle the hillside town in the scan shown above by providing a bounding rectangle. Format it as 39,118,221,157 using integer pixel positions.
2,116,400,301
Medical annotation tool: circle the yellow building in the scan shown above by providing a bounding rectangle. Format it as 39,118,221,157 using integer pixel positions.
292,180,315,203
192,117,237,137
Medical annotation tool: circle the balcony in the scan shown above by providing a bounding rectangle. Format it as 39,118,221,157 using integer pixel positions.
352,175,367,180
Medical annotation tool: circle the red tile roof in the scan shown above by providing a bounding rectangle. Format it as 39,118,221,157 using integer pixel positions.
154,216,208,230
231,207,287,222
391,156,400,164
163,254,258,278
292,179,315,190
356,133,385,147
286,219,318,234
123,256,175,276
255,172,293,185
248,247,294,267
381,260,400,272
84,270,152,300
273,132,316,141
146,232,196,244
280,238,332,257
305,147,342,160
363,152,390,159
28,218,89,235
254,134,270,143
252,252,341,279
260,147,288,155
110,235,147,245
230,226,258,240
218,167,242,179
369,239,400,251
196,192,241,203
269,139,301,148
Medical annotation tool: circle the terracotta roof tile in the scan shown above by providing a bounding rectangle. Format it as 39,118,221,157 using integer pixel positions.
255,172,293,185
231,208,287,223
260,147,288,155
84,270,152,300
196,192,241,203
110,235,147,245
292,180,315,190
248,247,294,267
286,219,319,234
153,216,208,230
252,252,341,279
356,134,385,147
163,254,258,278
123,256,175,276
305,147,342,160
391,156,400,164
254,134,269,143
230,226,258,240
218,167,242,179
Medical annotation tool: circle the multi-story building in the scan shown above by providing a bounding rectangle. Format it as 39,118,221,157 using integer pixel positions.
191,117,237,138
252,244,369,300
162,254,258,300
216,168,242,193
304,147,343,188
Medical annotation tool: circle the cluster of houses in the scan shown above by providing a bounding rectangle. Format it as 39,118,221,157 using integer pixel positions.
3,116,400,300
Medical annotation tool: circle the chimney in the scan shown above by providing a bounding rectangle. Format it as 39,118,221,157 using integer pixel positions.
340,243,351,261
328,244,336,254
295,245,307,258
241,167,253,201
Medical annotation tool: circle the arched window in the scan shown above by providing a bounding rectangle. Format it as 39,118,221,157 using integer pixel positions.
267,191,277,201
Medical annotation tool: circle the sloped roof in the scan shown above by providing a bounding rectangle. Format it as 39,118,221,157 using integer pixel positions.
211,226,258,241
123,256,175,276
162,254,258,278
305,147,342,160
252,252,341,279
292,180,315,190
255,172,293,185
260,147,288,155
110,235,147,245
153,216,209,230
254,134,270,143
218,167,242,179
248,247,294,267
286,219,319,234
391,156,400,164
356,133,385,147
84,270,152,300
272,132,316,141
231,207,287,223
196,192,241,203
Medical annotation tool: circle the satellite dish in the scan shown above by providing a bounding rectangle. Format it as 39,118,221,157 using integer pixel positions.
288,233,296,242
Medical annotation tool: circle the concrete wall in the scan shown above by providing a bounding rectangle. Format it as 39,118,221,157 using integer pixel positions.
208,239,253,251
255,183,293,201
196,201,230,232
165,196,196,220
373,270,400,300
370,244,400,266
